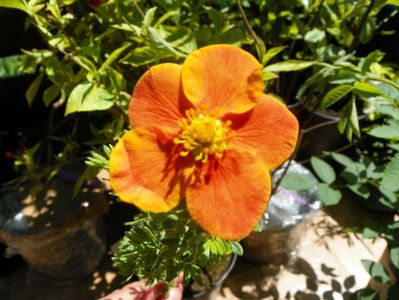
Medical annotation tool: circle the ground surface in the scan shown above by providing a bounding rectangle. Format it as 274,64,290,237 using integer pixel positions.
0,199,396,300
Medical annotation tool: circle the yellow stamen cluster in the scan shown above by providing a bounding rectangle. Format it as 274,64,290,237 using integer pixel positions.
174,109,231,163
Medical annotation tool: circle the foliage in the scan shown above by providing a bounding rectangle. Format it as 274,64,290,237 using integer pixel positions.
113,208,242,286
1,0,399,293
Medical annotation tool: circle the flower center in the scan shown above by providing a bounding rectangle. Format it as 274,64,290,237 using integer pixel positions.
174,109,231,163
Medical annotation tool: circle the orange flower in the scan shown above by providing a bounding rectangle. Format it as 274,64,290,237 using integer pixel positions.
110,45,299,240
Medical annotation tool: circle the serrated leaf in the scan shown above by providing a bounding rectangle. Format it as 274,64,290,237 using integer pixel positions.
25,73,44,107
148,27,185,57
143,7,157,28
264,60,315,72
280,172,316,191
65,82,114,115
361,260,390,284
317,183,342,206
321,85,353,108
0,55,24,79
310,157,336,184
368,119,399,139
353,82,383,97
381,154,399,192
229,241,243,256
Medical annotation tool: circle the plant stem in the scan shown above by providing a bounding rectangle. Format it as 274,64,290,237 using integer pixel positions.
129,0,144,18
237,0,264,59
271,159,293,195
302,119,338,134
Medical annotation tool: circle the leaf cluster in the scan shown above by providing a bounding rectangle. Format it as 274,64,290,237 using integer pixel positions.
112,208,242,287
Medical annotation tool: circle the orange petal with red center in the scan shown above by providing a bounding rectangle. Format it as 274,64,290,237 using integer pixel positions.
186,149,271,240
109,128,183,212
182,44,264,115
227,94,299,170
129,63,193,132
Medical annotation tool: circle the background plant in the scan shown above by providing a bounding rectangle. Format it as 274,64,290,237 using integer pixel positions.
1,0,399,295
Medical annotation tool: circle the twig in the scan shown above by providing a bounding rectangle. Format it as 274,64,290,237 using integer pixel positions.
297,140,359,164
272,159,293,195
302,119,338,134
130,0,144,18
237,0,264,59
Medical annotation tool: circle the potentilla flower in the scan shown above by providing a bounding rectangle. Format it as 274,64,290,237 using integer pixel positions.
110,44,299,240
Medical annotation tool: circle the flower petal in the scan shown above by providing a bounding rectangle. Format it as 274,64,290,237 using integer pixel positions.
227,94,299,169
182,44,264,115
186,149,271,240
109,128,182,212
129,63,193,132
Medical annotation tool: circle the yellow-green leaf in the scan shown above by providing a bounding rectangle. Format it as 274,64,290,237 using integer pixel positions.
264,60,316,72
321,85,353,108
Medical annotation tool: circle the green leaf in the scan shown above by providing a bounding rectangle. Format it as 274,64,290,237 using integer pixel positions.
321,85,353,108
304,28,326,43
98,43,131,74
310,157,336,184
263,60,315,72
43,84,60,107
362,227,379,239
229,241,243,256
348,184,370,199
361,260,391,284
148,27,186,58
330,152,354,166
65,82,114,115
0,55,24,78
353,82,383,97
387,0,399,6
375,106,399,120
390,247,399,270
362,226,380,239
280,172,316,191
0,0,27,12
25,73,44,107
262,70,279,81
121,46,157,67
381,154,399,192
143,7,157,28
349,98,360,139
352,288,379,300
359,19,376,45
368,119,399,139
262,46,287,65
72,56,97,77
317,183,342,206
361,50,384,73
